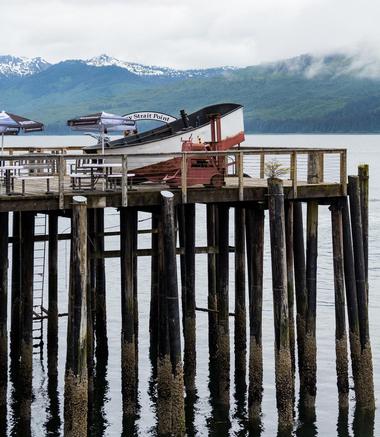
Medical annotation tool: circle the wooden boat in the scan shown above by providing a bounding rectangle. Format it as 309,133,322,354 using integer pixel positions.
83,103,244,173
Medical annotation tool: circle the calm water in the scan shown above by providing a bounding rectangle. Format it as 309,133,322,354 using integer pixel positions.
5,134,380,436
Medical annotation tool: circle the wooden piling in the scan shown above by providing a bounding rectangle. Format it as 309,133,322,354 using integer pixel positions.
267,178,293,430
95,208,107,358
120,207,137,417
86,208,96,431
157,192,185,435
64,197,88,437
330,203,349,409
348,176,375,409
207,204,218,362
358,165,368,287
180,204,196,394
293,202,307,387
0,212,8,409
10,211,21,361
245,204,264,423
149,212,159,365
234,206,246,386
285,201,296,376
19,211,35,425
304,199,318,409
48,213,59,378
216,204,230,407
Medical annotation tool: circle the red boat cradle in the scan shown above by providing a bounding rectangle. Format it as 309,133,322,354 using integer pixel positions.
133,114,236,187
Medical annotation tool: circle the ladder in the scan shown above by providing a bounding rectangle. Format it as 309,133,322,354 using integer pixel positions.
32,213,48,356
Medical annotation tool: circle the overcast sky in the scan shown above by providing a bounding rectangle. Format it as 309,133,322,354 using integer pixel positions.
2,0,380,68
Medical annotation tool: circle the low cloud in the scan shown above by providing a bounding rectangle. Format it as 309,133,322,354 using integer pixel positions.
1,0,380,68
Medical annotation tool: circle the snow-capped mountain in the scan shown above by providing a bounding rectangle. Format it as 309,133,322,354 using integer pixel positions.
84,54,179,76
0,53,236,79
0,55,51,77
84,54,237,78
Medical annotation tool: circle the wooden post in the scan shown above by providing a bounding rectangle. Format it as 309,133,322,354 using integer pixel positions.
207,204,218,362
245,204,264,423
341,198,363,405
120,207,137,417
234,206,246,391
304,199,318,409
0,212,8,410
132,210,138,379
216,204,230,407
149,212,159,365
330,203,349,409
293,202,307,388
162,191,185,434
86,208,96,427
157,191,185,435
348,176,375,409
19,211,35,426
358,165,368,292
285,202,296,377
10,211,21,361
95,208,108,358
180,204,196,394
267,178,293,430
48,213,59,378
64,196,88,436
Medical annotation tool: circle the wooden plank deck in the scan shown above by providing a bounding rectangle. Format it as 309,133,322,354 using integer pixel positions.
0,174,344,212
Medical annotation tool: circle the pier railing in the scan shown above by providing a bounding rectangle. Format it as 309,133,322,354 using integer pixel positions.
0,147,347,207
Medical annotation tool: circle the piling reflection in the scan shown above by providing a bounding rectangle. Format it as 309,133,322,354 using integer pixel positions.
295,393,317,437
90,354,110,436
9,359,31,437
336,406,350,437
352,406,375,437
44,373,61,436
207,357,231,436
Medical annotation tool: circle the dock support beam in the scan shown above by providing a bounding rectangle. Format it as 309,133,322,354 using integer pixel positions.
234,206,246,389
304,199,318,409
120,207,137,418
64,197,88,436
10,212,21,362
157,191,185,435
149,212,159,366
348,176,375,409
179,204,196,394
19,211,35,427
95,208,107,358
48,213,59,378
246,204,264,424
293,202,307,389
0,212,8,412
216,204,230,407
330,203,349,409
268,178,293,431
207,204,218,363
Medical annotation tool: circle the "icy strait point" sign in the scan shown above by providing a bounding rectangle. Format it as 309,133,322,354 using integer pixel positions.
123,111,178,123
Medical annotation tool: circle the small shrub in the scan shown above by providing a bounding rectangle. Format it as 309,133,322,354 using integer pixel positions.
264,160,289,179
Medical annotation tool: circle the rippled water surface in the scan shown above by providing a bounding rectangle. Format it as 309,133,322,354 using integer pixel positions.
5,134,380,436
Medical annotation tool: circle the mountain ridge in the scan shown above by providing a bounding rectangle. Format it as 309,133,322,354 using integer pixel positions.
0,52,379,134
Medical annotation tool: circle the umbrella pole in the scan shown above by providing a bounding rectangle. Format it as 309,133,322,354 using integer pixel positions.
101,127,105,155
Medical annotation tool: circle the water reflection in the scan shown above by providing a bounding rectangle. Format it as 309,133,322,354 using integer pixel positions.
207,357,231,436
44,373,61,436
352,406,375,437
90,354,110,436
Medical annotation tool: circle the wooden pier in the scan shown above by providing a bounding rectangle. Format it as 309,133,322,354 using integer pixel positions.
0,146,375,435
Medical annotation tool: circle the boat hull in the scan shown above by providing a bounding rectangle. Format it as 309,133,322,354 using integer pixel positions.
84,103,245,171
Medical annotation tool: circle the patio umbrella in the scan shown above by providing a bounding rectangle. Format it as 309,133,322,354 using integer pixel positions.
67,111,136,154
0,111,44,154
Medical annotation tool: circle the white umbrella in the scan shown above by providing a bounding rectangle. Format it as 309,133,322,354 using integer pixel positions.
0,111,44,154
67,111,136,154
